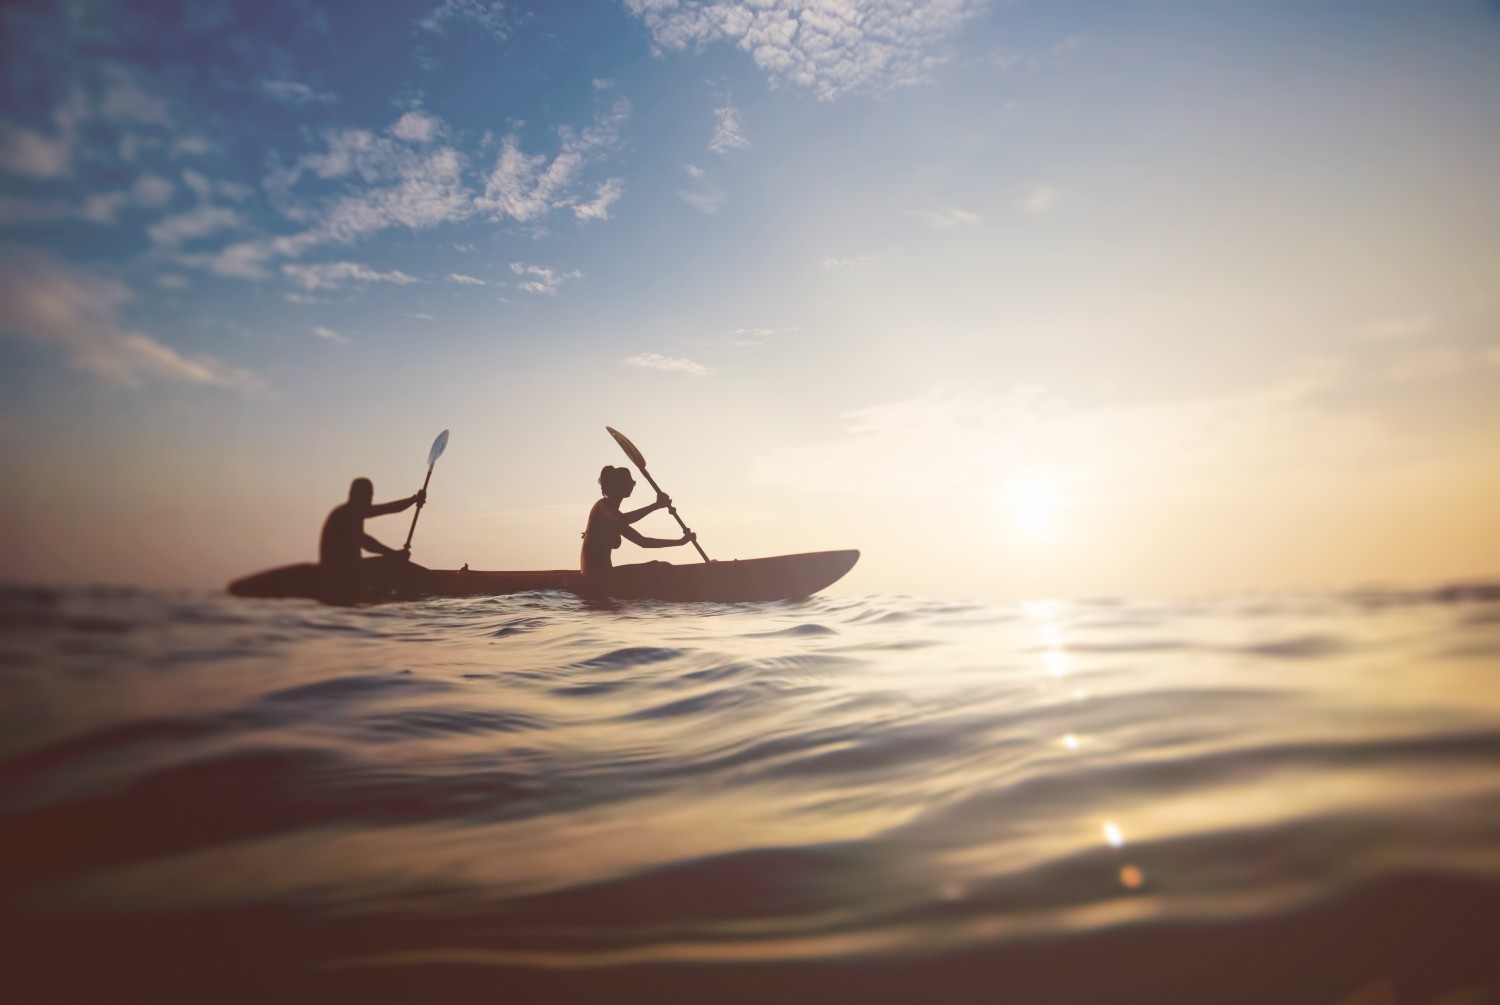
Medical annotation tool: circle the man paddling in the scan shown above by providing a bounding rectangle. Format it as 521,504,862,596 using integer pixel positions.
320,478,425,576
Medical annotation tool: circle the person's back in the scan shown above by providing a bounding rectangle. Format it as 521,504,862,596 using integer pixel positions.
319,499,362,569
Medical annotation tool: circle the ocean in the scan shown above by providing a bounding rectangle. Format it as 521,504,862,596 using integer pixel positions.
2,582,1499,1003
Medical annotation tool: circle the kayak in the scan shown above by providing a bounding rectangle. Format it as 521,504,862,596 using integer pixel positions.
227,550,860,605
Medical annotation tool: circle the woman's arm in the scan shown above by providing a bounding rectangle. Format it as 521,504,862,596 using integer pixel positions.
621,492,671,524
620,526,695,549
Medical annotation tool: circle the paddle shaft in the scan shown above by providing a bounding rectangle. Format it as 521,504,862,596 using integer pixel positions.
402,465,435,550
636,465,710,562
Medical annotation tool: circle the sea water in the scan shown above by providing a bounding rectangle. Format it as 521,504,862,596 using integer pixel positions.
2,584,1499,1003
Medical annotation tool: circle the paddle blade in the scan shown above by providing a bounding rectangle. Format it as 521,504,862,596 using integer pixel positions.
427,429,450,467
605,426,646,469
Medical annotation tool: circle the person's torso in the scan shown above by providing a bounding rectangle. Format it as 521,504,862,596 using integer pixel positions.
580,499,622,572
319,503,362,566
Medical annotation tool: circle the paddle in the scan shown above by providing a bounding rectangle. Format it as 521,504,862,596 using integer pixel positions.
403,429,449,551
606,426,710,563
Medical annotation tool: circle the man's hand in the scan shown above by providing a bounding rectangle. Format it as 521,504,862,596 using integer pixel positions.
655,491,672,510
679,531,696,546
413,489,427,506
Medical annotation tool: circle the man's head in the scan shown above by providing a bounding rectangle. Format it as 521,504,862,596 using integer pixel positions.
598,465,635,499
348,478,374,507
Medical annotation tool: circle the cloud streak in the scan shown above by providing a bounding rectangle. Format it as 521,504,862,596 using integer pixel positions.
621,352,711,376
0,251,260,392
509,262,581,294
624,0,985,100
476,100,630,225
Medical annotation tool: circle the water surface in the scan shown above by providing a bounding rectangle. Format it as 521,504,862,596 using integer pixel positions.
3,584,1499,1003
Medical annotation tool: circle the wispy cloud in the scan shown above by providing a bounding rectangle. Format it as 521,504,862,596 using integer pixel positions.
447,272,486,285
1022,184,1061,214
710,102,749,154
312,325,349,344
913,208,979,229
259,79,338,105
99,66,173,128
417,0,513,41
390,110,441,143
0,250,260,392
678,163,724,214
509,262,581,294
0,90,87,178
624,0,985,100
475,100,630,225
574,177,624,221
822,255,877,270
148,204,243,246
621,352,711,376
282,261,420,290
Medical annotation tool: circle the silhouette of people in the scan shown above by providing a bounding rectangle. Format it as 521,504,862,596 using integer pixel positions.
319,478,425,573
581,466,695,575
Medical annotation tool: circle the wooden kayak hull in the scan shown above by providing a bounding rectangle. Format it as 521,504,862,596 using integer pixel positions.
227,550,860,605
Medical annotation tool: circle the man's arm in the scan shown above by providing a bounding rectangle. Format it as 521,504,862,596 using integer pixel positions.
361,534,408,558
368,489,426,518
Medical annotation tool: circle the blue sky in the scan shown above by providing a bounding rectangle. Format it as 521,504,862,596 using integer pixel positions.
3,0,1499,598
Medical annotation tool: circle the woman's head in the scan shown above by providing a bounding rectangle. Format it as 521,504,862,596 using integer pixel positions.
598,465,635,498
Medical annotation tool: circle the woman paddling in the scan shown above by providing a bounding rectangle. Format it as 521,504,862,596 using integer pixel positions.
581,465,695,577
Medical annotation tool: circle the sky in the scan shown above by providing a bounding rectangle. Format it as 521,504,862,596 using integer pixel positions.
2,0,1499,601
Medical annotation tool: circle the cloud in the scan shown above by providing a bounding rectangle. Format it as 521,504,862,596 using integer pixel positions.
0,121,74,178
710,103,749,154
0,251,260,392
99,67,173,127
447,272,486,285
265,119,473,248
475,99,630,224
418,0,514,40
913,208,979,229
575,177,624,221
170,135,215,157
0,89,87,178
822,255,877,270
148,204,243,246
312,325,349,344
260,79,338,105
624,0,985,100
390,110,441,143
132,174,174,207
1022,184,1061,214
621,352,712,376
509,262,581,294
678,163,725,214
0,176,171,226
282,261,420,290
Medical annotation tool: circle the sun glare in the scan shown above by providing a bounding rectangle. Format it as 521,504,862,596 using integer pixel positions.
996,472,1064,540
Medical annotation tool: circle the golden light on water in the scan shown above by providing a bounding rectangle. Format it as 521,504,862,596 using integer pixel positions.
1103,821,1125,848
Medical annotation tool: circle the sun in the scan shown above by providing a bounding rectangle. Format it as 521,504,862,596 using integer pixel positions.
995,471,1064,540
